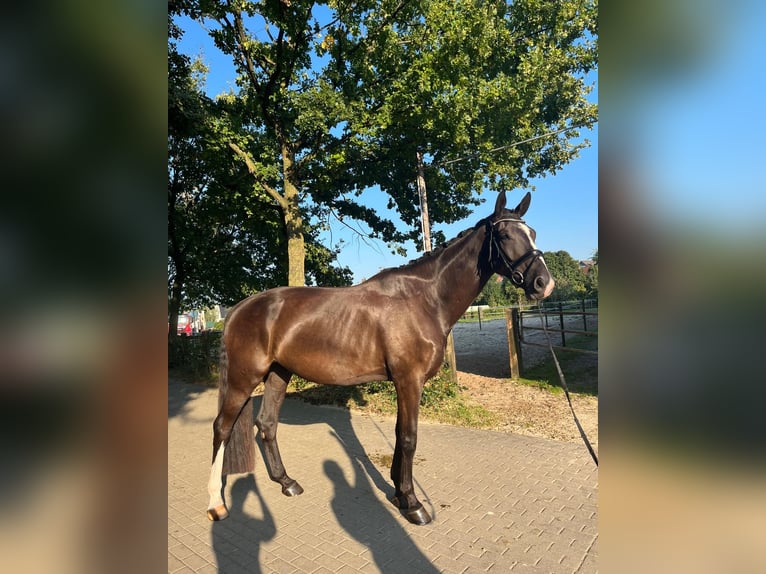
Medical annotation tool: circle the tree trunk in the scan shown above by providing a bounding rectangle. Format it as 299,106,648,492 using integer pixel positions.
416,150,457,384
226,141,306,287
167,179,185,337
168,269,184,338
282,146,305,286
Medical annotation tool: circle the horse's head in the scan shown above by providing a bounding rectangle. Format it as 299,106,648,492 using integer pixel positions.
486,190,555,301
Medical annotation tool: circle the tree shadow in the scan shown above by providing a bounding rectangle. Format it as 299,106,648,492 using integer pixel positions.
210,474,276,574
167,375,211,419
451,322,512,378
453,349,511,377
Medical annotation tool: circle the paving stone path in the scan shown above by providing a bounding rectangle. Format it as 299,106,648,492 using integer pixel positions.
169,379,598,573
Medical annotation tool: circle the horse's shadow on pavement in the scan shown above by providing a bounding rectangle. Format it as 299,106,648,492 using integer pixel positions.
322,456,439,574
211,474,276,574
258,395,439,574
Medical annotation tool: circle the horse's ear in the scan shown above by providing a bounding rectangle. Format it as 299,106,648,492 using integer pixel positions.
494,190,507,215
513,191,532,217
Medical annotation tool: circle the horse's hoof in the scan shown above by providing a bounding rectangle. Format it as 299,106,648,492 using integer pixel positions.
281,480,304,497
206,504,229,521
404,505,432,526
390,494,431,524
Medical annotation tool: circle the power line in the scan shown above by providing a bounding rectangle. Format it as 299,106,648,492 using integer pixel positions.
434,122,595,168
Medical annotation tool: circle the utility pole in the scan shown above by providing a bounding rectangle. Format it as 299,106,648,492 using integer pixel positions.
416,149,432,252
416,149,458,384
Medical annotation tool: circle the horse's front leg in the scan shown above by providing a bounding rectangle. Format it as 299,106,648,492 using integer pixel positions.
256,366,304,497
391,379,432,525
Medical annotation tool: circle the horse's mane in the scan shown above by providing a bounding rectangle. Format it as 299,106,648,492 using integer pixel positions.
368,216,492,280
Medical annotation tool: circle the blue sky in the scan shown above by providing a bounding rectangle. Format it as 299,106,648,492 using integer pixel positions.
175,15,598,282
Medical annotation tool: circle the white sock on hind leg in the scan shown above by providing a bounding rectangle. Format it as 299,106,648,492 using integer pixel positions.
207,443,226,512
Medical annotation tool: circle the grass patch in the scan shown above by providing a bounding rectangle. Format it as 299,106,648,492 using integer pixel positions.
517,375,564,394
286,377,396,413
421,398,500,428
286,367,500,429
457,315,506,324
519,333,598,396
367,452,393,468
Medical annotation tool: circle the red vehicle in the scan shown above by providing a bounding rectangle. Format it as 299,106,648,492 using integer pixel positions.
176,314,193,336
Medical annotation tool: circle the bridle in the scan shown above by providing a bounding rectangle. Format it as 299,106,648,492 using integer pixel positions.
486,218,543,287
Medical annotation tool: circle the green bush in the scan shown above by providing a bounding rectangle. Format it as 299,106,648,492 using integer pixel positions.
421,366,460,407
168,331,222,381
286,366,458,411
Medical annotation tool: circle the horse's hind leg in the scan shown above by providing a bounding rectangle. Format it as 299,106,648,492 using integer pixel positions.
206,384,254,520
256,365,304,497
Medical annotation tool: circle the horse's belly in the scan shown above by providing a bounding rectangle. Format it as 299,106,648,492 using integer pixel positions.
276,336,388,386
288,360,388,387
316,369,389,386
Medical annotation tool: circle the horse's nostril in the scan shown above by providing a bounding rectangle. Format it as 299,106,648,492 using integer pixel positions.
534,276,545,290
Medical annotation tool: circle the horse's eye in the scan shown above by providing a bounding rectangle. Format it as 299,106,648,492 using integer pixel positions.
500,233,510,240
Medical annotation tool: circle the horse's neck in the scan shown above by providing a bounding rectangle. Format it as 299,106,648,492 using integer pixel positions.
425,226,493,330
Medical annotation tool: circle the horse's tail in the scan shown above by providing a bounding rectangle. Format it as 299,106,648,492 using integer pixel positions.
219,338,255,475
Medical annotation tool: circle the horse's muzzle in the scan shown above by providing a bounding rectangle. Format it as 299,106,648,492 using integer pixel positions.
528,275,555,300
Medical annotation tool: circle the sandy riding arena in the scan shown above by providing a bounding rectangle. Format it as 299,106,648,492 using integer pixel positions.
451,316,598,450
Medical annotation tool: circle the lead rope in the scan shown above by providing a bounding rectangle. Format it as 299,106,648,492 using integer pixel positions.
536,307,599,467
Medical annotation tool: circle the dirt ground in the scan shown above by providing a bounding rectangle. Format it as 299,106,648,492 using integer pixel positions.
451,316,598,452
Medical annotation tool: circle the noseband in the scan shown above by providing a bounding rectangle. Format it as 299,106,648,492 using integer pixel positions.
486,218,543,287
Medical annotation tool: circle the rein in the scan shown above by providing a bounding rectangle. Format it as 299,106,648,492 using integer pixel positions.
485,216,597,466
487,218,543,287
536,306,599,467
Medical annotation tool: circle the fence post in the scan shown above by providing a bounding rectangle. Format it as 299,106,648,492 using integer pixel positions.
506,308,523,379
581,298,587,332
478,306,482,330
559,301,566,347
445,330,459,385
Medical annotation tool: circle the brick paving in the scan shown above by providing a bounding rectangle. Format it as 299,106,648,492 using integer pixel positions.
169,379,598,573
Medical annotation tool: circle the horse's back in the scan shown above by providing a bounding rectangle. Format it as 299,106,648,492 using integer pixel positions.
223,282,446,385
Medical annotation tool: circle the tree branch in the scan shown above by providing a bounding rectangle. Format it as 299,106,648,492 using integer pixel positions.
226,12,264,90
227,142,286,209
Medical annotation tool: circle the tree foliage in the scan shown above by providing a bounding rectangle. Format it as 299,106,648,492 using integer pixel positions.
474,275,522,307
168,15,351,331
473,247,596,306
172,0,598,285
584,248,598,296
541,250,586,301
336,0,598,219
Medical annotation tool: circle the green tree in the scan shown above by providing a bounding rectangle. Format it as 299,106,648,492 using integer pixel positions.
175,0,597,285
474,275,526,307
168,16,351,333
169,30,282,332
584,248,598,296
475,276,503,306
501,276,525,306
542,250,586,301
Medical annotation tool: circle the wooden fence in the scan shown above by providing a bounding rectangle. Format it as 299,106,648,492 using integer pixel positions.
505,299,598,379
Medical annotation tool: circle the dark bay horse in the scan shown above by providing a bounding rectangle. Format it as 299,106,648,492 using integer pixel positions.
207,190,554,525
